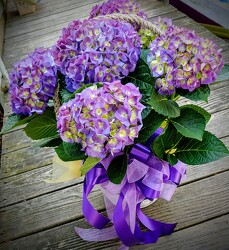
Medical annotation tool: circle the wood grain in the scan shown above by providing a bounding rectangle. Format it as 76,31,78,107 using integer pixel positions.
0,171,228,247
0,146,54,178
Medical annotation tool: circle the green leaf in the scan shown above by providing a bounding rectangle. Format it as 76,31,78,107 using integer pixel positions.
176,85,210,103
167,154,178,165
175,131,229,165
55,142,86,162
214,64,229,83
152,124,182,161
201,24,229,39
24,109,57,140
122,58,153,103
148,89,180,118
141,105,152,120
0,113,38,135
60,89,74,103
181,104,211,124
136,109,165,143
107,154,128,184
32,135,61,148
80,156,101,175
170,107,206,140
140,48,150,64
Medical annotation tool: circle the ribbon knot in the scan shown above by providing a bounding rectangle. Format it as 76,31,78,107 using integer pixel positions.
75,130,187,249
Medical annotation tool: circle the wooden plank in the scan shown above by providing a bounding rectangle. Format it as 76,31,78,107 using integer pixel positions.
0,170,228,246
178,83,229,115
145,215,229,250
1,129,33,155
5,0,105,39
0,146,54,178
0,184,104,243
0,136,228,208
5,2,105,46
4,0,164,45
2,214,228,250
206,109,229,138
0,164,84,208
6,0,103,24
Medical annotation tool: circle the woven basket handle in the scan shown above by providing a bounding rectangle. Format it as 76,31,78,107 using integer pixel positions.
94,13,163,36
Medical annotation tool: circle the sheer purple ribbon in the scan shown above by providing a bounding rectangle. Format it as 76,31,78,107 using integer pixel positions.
75,130,187,248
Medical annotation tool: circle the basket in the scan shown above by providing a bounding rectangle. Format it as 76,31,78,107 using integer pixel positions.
13,0,35,16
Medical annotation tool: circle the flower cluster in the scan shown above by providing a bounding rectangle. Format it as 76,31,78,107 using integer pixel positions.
89,0,148,20
147,26,224,95
9,48,57,115
152,17,173,32
57,80,145,158
52,18,141,92
138,28,156,49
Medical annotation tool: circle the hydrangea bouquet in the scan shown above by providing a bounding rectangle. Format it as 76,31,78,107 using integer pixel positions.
2,0,229,248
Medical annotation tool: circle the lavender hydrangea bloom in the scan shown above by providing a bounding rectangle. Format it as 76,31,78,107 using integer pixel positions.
52,18,141,92
57,80,145,159
9,48,57,116
147,25,224,95
90,0,148,20
152,17,173,32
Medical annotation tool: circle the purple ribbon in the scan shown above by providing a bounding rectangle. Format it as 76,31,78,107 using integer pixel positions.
75,130,187,248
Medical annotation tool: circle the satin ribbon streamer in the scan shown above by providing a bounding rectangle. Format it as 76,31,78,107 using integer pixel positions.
75,130,186,248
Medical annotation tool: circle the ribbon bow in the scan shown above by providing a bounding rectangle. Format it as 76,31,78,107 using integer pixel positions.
75,130,186,249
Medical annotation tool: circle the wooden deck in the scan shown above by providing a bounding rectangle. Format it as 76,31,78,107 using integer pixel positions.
0,0,229,249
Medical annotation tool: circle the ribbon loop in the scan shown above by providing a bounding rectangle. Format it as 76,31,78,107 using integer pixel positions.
76,130,187,248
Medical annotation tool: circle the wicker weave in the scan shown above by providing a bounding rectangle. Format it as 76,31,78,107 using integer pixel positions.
13,0,35,16
53,14,163,117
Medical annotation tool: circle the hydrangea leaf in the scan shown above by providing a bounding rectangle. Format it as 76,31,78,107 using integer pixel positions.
61,83,103,103
175,131,229,165
55,142,86,162
148,89,180,118
140,48,150,64
152,124,182,161
181,104,211,124
214,64,229,83
176,85,210,103
107,154,128,184
80,156,101,175
153,125,229,165
122,58,153,103
32,135,61,148
60,89,74,103
135,109,165,144
167,154,178,165
0,113,37,135
170,107,206,141
24,108,57,140
141,105,152,120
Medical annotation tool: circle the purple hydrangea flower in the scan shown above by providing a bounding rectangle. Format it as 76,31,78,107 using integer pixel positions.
147,25,224,95
9,48,57,116
52,18,141,92
152,17,173,32
57,80,145,158
90,0,148,20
